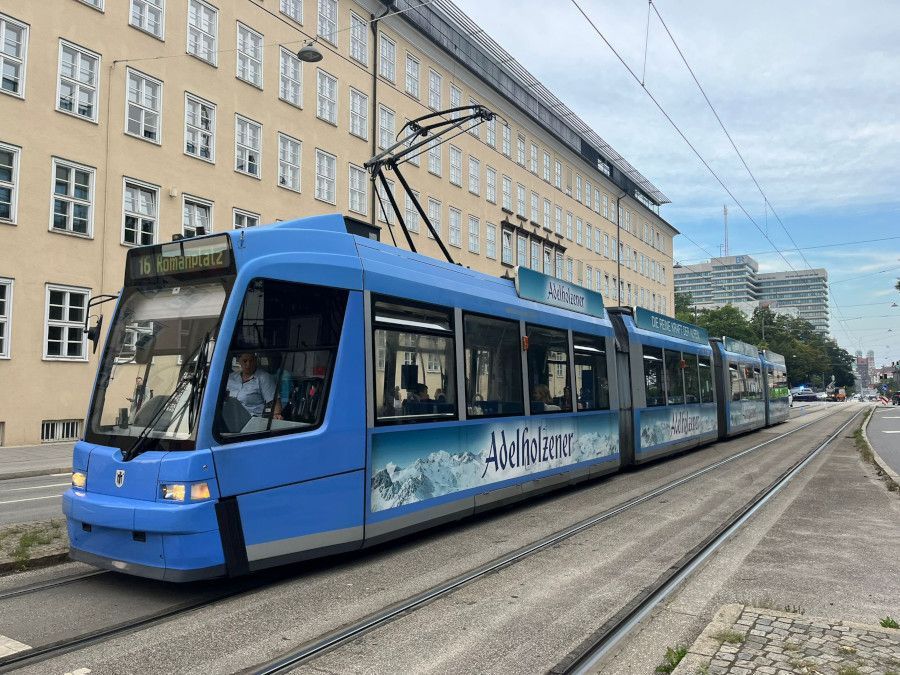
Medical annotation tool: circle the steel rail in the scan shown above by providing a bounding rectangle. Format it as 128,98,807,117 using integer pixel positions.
0,569,107,602
553,407,865,675
250,406,848,675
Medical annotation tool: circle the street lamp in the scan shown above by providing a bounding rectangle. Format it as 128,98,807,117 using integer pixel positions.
297,40,323,62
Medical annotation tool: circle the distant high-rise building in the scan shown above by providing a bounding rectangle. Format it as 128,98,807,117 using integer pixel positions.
674,254,829,333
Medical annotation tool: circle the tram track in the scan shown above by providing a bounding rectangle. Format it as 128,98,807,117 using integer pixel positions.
247,405,856,675
0,405,849,674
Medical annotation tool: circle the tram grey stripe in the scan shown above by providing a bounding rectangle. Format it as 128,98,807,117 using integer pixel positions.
365,497,472,540
246,526,364,562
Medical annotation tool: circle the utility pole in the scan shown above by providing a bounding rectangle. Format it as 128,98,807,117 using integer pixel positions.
723,204,729,256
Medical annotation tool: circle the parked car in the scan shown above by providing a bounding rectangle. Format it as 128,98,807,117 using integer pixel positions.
892,393,900,406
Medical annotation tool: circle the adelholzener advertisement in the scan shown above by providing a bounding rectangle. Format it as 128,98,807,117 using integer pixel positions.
370,413,619,512
729,399,766,429
637,404,718,454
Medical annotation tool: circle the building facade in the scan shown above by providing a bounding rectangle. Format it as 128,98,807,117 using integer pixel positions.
674,254,829,333
0,0,677,446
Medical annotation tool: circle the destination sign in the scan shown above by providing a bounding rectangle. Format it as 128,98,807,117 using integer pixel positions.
514,266,605,318
633,307,708,344
127,235,233,282
723,336,760,359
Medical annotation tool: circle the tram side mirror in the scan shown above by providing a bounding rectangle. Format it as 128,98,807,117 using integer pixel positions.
134,333,155,365
85,315,104,354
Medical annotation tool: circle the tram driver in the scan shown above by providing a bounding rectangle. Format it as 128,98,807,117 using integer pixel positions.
226,352,283,420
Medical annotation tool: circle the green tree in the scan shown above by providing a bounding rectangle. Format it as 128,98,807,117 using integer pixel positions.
692,305,755,343
674,292,694,323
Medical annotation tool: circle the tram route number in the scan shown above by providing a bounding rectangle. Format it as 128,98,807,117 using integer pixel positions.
129,237,231,280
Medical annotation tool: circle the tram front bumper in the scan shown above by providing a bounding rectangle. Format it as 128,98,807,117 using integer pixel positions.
63,489,226,581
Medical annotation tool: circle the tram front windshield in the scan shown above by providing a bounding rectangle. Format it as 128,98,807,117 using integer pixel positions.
87,280,228,449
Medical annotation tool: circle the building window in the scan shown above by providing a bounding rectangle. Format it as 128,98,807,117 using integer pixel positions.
555,251,563,279
486,116,496,147
542,248,551,275
51,159,94,236
584,181,592,210
502,124,511,157
468,215,480,254
182,195,211,237
349,87,368,139
78,0,104,9
235,115,261,178
184,93,215,161
187,0,217,65
543,199,551,230
405,53,420,98
279,47,302,106
530,240,540,271
585,265,593,290
449,84,461,117
485,223,496,260
122,179,157,245
125,69,162,143
44,284,89,360
448,207,461,247
129,0,165,37
427,138,441,176
516,135,526,166
576,218,583,245
348,164,367,215
378,33,395,82
233,208,259,229
575,174,582,202
468,156,480,195
315,148,336,203
567,258,574,282
554,160,562,189
349,12,368,64
449,145,462,186
501,229,512,265
427,198,441,239
0,14,28,98
427,69,442,109
516,234,527,267
280,0,303,23
554,205,562,235
516,184,526,217
501,175,512,211
403,192,420,232
376,179,395,223
378,104,395,150
585,223,592,251
566,212,573,240
57,41,99,121
0,142,19,223
316,69,337,124
468,98,480,137
485,166,496,204
317,0,337,45
278,133,301,192
530,144,538,173
40,419,82,442
0,278,11,358
530,192,539,222
541,151,550,182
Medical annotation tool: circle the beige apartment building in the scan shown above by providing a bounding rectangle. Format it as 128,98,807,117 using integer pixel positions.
0,0,677,446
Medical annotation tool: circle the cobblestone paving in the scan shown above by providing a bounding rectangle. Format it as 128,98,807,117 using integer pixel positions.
706,607,900,675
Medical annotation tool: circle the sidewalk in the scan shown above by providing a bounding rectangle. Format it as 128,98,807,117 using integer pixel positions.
0,443,73,480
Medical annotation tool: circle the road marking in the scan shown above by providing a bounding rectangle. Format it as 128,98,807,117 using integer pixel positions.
880,415,900,418
52,472,72,477
0,634,30,657
0,483,70,492
65,669,91,675
881,430,900,434
0,495,61,505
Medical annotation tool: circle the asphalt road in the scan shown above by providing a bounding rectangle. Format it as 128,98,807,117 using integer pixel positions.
866,405,900,474
0,474,69,526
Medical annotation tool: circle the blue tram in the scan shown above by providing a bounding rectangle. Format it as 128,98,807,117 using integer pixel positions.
63,215,786,581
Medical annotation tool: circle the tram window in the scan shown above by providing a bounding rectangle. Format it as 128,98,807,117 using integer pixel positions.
642,346,665,407
683,352,700,404
770,368,787,399
574,334,609,411
729,364,743,401
746,367,762,401
464,314,523,417
214,279,348,441
698,355,714,403
664,349,685,405
526,324,570,414
372,298,456,424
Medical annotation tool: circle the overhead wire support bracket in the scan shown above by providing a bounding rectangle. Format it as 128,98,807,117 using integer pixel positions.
365,105,495,265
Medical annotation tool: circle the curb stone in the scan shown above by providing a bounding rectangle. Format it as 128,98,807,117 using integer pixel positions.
671,603,746,675
0,467,72,481
861,406,900,492
0,551,70,576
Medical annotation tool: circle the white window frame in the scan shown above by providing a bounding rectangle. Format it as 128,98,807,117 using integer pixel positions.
543,151,551,182
56,40,100,123
502,124,511,157
349,11,368,65
234,114,262,179
130,0,165,39
378,104,395,151
280,0,303,24
468,215,480,254
78,0,104,10
314,148,337,204
485,166,496,204
349,87,368,140
316,68,338,124
277,132,302,193
468,98,479,137
317,0,338,46
428,69,441,110
449,145,462,186
404,192,420,233
43,283,90,361
427,198,441,239
468,156,480,196
233,207,260,229
378,33,396,82
50,158,94,237
121,177,159,246
486,116,496,148
348,163,367,215
427,138,441,177
0,277,12,359
405,53,420,98
184,92,215,162
182,194,212,237
0,141,20,224
501,229,513,265
448,207,461,248
450,84,461,117
187,0,218,66
501,175,512,211
376,179,395,224
236,22,263,88
124,68,162,144
279,47,302,107
0,13,29,99
485,223,497,260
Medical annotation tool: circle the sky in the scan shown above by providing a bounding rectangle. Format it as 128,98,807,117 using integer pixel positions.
452,0,900,366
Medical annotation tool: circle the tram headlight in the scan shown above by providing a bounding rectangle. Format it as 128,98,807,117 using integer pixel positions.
160,483,187,502
190,482,211,501
71,471,87,489
159,482,211,502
